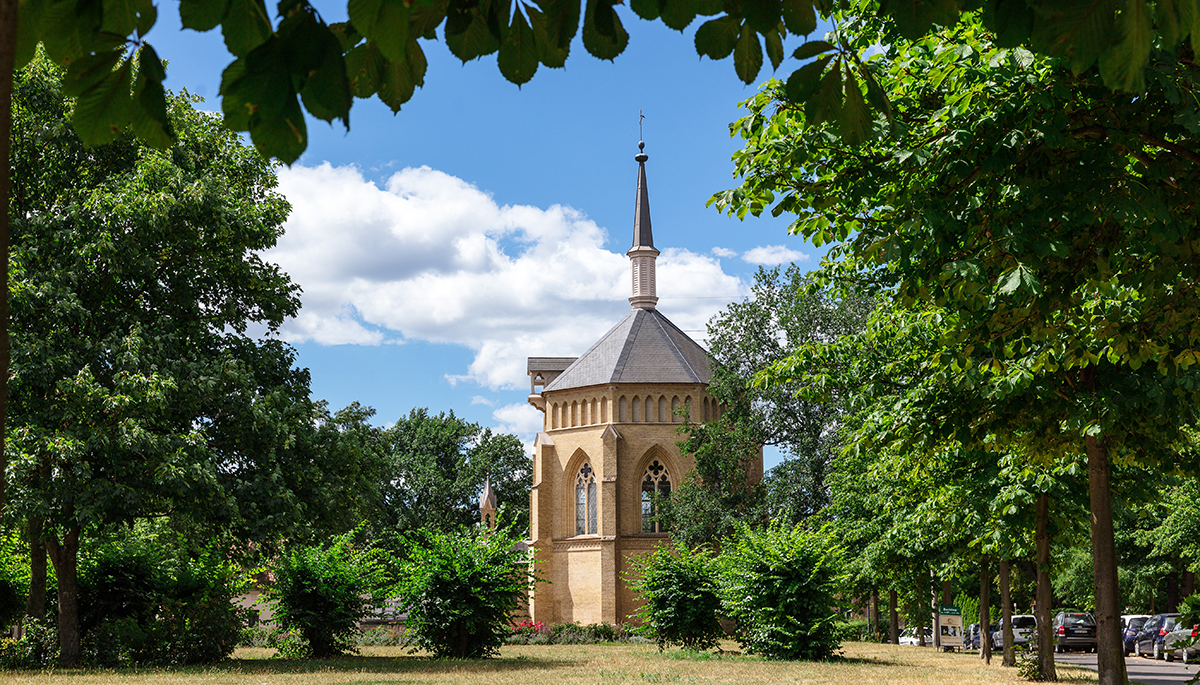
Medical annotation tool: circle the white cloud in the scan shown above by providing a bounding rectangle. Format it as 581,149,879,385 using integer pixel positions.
491,402,545,451
711,247,737,258
471,396,495,406
267,163,748,390
741,244,810,265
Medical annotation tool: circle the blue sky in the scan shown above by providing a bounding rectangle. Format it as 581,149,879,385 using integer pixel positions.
150,2,831,469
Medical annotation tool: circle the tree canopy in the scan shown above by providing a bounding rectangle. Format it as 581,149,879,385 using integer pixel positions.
5,55,384,666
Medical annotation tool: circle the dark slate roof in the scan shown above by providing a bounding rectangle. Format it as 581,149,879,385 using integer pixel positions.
527,357,577,372
543,308,711,392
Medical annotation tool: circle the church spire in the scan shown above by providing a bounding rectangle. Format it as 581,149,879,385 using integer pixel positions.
628,140,660,310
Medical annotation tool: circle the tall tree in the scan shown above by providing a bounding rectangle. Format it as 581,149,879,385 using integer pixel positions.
716,10,1200,683
4,56,380,666
705,265,872,521
375,408,531,536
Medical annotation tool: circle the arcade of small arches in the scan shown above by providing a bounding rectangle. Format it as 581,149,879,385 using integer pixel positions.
548,394,723,430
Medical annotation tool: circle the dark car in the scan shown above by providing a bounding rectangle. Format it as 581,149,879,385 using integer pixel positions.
974,623,998,650
1135,613,1181,659
1052,611,1097,652
1123,616,1151,655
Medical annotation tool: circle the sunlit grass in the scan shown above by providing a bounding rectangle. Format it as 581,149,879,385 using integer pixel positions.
3,641,1099,684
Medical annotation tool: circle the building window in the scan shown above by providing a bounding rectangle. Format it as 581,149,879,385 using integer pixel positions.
575,463,598,535
641,460,671,533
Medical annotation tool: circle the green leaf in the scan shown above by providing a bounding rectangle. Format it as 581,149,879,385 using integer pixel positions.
781,0,816,35
130,44,175,148
858,62,893,124
222,0,273,57
742,0,782,34
879,0,962,40
1029,0,1119,74
16,0,47,68
348,0,411,62
41,0,104,63
804,56,841,125
528,3,572,67
582,0,629,60
180,0,230,31
102,0,155,37
329,21,365,50
62,48,123,97
765,28,783,69
498,7,539,84
839,62,870,144
694,16,739,59
535,0,580,50
377,40,428,110
277,9,352,125
345,42,385,97
660,0,699,31
783,54,830,102
445,0,503,61
70,53,134,145
733,23,763,84
219,38,297,145
1097,0,1151,91
792,39,833,60
629,0,659,20
981,0,1033,47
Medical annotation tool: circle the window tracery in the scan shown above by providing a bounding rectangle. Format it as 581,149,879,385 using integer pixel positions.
575,462,598,535
641,460,671,533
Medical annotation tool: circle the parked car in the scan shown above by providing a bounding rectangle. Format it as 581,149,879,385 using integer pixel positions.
1135,613,1180,659
1123,615,1151,655
899,626,933,646
972,623,998,650
1051,611,1097,653
1164,622,1199,663
992,615,1037,649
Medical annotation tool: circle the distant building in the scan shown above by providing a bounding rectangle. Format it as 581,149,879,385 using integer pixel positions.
524,142,762,625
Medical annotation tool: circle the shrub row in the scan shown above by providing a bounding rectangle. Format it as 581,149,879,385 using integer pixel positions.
628,521,842,660
504,620,644,645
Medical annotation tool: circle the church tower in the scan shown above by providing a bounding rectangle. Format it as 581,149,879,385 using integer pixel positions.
524,143,761,625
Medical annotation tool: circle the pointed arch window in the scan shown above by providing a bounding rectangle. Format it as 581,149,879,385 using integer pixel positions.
575,463,598,535
641,460,671,533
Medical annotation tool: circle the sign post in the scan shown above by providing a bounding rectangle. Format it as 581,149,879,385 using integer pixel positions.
939,605,963,650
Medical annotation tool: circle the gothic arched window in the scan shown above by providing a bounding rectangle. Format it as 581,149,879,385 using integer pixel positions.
641,460,671,533
575,463,598,535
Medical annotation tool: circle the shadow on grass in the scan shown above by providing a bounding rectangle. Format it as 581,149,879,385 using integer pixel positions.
211,655,572,675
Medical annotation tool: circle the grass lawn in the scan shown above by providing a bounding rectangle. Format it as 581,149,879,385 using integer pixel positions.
4,642,1099,684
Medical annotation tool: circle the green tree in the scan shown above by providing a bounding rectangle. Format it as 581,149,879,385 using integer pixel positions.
5,56,380,666
705,266,873,522
376,408,531,536
716,10,1200,683
627,544,724,651
394,522,534,659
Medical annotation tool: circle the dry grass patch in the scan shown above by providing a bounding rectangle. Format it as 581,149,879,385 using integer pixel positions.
3,642,1098,685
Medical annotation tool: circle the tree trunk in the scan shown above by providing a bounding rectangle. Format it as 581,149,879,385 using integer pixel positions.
981,553,992,663
0,0,16,521
870,589,879,641
932,570,941,649
1184,570,1195,598
1086,434,1129,685
890,589,899,644
1001,558,1015,667
1036,493,1058,681
25,518,46,618
45,527,81,667
1166,569,1180,612
918,571,927,647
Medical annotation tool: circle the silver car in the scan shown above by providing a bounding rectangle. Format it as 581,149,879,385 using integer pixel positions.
992,615,1037,648
1164,622,1199,663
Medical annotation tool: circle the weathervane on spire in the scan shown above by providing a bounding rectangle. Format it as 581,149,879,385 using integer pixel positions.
639,109,645,140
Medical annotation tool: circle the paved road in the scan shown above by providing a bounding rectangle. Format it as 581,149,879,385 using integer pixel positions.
1055,652,1198,685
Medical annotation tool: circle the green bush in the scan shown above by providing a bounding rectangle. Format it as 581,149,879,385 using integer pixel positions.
75,538,248,666
504,620,635,645
0,618,58,669
627,545,724,651
268,532,388,659
718,522,842,660
1178,593,1200,626
394,524,534,658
